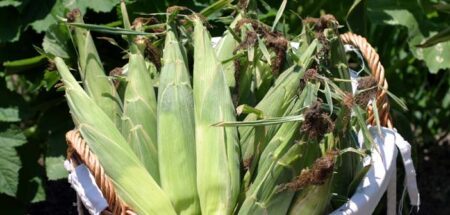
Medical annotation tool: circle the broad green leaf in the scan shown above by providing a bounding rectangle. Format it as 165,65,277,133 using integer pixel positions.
0,107,20,122
368,1,450,73
417,27,450,48
45,156,67,180
41,70,60,91
43,24,73,59
0,7,21,42
38,104,73,180
0,0,22,7
0,128,26,197
64,0,120,13
29,176,46,203
29,0,65,33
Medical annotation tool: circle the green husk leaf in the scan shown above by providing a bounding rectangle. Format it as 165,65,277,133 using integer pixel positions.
347,164,371,196
121,2,159,182
288,180,332,215
157,19,200,214
71,11,122,127
324,80,333,115
271,0,287,31
238,82,320,215
371,97,382,135
239,39,317,163
215,14,242,88
192,16,240,214
214,115,304,127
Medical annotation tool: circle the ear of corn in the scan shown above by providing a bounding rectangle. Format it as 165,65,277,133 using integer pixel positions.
193,16,240,214
239,39,318,165
121,48,160,182
71,11,122,127
157,19,200,214
120,7,160,182
54,57,176,215
288,180,332,215
325,28,352,92
238,82,320,215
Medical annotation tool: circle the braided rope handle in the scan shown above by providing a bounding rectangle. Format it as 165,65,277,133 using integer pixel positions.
66,130,133,215
66,32,391,214
340,32,393,128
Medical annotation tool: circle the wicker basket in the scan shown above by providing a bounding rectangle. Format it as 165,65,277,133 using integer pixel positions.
66,32,392,214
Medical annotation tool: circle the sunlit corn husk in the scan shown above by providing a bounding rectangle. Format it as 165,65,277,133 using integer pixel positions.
288,180,333,215
70,10,122,127
215,13,242,88
121,39,160,182
157,20,200,214
238,82,320,215
192,16,240,214
116,4,160,181
239,39,318,165
55,57,176,215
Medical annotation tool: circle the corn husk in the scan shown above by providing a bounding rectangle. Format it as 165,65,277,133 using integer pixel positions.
238,82,320,215
215,14,242,88
157,20,200,214
288,180,332,215
121,42,159,181
117,3,160,180
239,39,318,164
55,57,176,215
193,17,240,214
71,11,122,127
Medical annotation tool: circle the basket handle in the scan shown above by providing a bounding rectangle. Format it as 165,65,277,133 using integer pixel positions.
340,32,393,128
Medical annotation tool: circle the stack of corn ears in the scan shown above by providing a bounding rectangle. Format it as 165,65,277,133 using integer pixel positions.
53,2,393,215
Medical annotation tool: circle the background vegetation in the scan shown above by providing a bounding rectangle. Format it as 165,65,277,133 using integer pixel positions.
0,0,449,214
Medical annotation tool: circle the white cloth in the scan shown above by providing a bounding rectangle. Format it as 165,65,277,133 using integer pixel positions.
65,160,108,215
330,127,420,215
